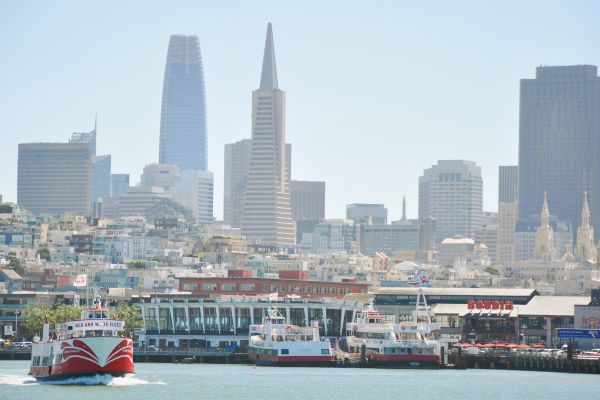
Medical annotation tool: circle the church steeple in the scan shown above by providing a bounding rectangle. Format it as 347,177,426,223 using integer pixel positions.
541,191,550,226
576,191,597,263
259,23,278,90
536,191,556,261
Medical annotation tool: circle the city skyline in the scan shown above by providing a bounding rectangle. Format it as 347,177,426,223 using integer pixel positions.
1,2,599,220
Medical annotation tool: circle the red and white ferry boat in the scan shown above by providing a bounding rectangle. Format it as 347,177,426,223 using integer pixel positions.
248,308,333,366
346,291,441,368
29,301,134,381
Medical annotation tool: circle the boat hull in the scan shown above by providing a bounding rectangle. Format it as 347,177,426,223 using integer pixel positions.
29,337,134,380
248,353,333,367
367,353,441,369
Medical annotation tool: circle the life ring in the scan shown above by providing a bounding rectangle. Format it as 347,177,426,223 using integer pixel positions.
352,326,358,333
251,326,257,331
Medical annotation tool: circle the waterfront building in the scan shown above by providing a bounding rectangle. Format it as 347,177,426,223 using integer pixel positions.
575,192,597,263
419,160,483,242
134,294,370,349
169,170,214,225
346,203,387,225
159,35,208,171
17,143,92,215
312,219,358,254
111,174,130,197
499,165,519,204
519,65,600,238
91,155,111,202
241,24,295,247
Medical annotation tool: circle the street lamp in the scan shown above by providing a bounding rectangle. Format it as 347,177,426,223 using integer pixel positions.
15,311,20,339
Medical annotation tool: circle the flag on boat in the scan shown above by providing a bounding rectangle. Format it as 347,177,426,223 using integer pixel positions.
268,292,278,301
73,274,87,287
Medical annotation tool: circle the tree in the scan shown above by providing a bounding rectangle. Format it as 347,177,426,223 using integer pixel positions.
109,303,143,338
37,246,50,261
484,266,500,276
21,304,81,339
0,204,12,214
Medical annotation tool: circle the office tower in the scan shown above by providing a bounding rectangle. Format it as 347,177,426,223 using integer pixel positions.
499,166,518,204
312,219,357,254
169,170,214,225
224,140,291,228
70,119,97,156
497,202,518,263
291,181,325,221
241,24,295,247
474,211,498,262
224,139,252,228
140,163,181,190
18,143,92,214
346,204,388,225
360,221,420,256
91,155,111,202
419,160,483,242
159,35,207,171
291,180,325,244
111,174,130,197
519,65,600,237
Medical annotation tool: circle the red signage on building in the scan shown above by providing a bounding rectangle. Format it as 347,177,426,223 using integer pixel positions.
467,300,513,310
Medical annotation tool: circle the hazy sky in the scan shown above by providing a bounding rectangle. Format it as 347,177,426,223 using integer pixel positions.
1,1,599,221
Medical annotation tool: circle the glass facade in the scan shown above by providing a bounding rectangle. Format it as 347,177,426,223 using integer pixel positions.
519,65,600,235
159,35,207,171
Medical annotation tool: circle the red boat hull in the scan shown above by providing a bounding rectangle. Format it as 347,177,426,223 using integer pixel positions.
29,338,134,380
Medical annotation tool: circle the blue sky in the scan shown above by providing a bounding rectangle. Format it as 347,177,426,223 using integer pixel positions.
1,0,598,220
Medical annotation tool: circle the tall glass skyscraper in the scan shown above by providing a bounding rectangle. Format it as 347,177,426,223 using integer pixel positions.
159,35,207,171
519,65,600,237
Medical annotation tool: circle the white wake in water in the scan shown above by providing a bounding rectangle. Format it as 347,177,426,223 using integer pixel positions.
0,373,165,386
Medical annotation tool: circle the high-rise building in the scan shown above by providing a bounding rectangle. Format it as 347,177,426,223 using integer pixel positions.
499,165,518,204
169,170,214,225
291,181,325,221
291,180,325,244
140,163,181,190
519,65,600,238
346,204,388,225
360,221,420,256
224,139,252,228
159,35,207,171
419,160,483,242
70,119,97,156
224,139,291,228
18,143,92,214
241,23,295,247
91,155,111,202
312,219,357,254
111,174,130,197
497,202,518,263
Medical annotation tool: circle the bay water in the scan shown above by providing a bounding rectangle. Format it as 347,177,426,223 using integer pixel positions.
1,360,598,400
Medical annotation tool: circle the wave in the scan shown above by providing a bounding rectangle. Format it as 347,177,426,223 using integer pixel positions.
0,373,164,386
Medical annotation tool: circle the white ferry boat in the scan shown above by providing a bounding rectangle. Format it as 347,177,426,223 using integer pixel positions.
29,301,134,381
345,291,441,368
248,308,333,366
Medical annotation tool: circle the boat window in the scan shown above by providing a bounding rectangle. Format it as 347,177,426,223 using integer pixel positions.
280,349,289,355
102,311,108,319
321,349,330,355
